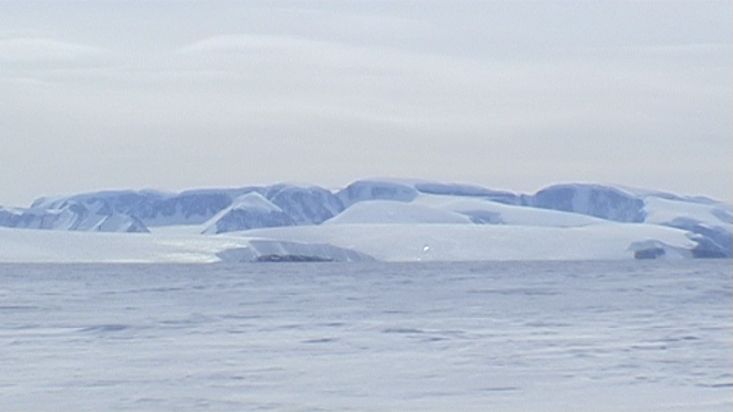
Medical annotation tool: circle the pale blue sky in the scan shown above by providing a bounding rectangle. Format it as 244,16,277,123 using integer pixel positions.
1,0,731,205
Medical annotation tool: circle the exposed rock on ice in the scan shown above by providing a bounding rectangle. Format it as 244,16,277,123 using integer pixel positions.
628,239,690,259
216,239,374,263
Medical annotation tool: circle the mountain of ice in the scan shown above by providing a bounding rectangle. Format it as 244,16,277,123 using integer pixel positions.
265,184,344,225
33,184,345,228
3,178,729,260
336,180,419,207
527,184,647,222
202,193,295,234
0,203,148,233
32,189,250,226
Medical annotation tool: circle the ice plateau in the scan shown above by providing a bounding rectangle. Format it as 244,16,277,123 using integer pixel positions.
1,179,730,262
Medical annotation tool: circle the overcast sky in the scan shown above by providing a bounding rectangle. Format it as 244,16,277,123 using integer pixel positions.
1,0,731,206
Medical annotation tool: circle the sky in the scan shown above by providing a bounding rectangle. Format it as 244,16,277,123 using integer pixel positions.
1,0,731,206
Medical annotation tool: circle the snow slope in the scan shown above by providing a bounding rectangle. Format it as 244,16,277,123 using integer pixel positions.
325,200,473,225
0,227,371,263
413,195,605,227
244,223,698,262
325,196,606,227
641,196,732,257
202,192,295,234
0,221,700,263
643,196,732,227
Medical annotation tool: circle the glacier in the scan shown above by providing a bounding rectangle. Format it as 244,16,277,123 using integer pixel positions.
0,202,148,233
0,178,730,262
202,192,296,234
527,183,646,222
325,200,474,225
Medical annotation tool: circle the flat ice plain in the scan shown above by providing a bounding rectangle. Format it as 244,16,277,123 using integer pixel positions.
1,260,731,411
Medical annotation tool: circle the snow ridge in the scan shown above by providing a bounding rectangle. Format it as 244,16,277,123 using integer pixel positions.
202,193,295,234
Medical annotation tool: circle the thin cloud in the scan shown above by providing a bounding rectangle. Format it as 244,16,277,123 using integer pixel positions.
0,37,109,63
178,34,334,54
0,1,730,205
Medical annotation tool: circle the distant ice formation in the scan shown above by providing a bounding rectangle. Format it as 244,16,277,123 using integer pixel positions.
1,178,730,261
202,192,295,234
0,202,148,233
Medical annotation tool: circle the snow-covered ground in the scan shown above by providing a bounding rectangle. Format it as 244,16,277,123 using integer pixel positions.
0,227,244,263
246,222,697,261
0,220,698,263
0,228,370,263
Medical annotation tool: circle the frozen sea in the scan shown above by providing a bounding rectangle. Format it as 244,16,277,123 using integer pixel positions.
1,260,731,411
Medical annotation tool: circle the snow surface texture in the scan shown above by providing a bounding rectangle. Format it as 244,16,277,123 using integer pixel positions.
1,179,731,261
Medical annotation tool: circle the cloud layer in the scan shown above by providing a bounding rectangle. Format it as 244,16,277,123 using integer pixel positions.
0,1,731,205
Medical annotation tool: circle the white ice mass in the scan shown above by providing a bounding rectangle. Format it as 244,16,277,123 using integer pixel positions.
202,192,295,234
1,179,730,262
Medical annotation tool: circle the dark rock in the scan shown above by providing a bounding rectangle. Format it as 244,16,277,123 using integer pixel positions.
634,248,666,259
